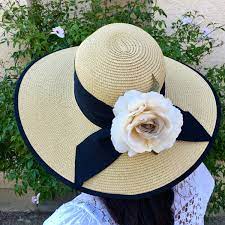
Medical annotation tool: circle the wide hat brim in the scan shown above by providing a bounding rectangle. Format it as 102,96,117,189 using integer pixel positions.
14,46,220,199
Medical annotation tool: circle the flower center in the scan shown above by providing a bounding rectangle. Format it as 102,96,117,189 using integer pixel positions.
138,123,156,133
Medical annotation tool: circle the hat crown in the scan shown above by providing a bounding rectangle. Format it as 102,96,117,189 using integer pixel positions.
75,23,166,106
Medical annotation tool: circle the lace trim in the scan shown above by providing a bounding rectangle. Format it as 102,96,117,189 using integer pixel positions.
172,169,205,224
75,194,117,225
44,164,214,225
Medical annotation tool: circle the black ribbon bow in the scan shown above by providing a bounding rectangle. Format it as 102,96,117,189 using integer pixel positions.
74,72,211,189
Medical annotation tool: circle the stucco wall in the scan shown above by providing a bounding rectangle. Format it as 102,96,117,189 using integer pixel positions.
0,0,27,78
1,1,224,72
7,0,225,69
157,0,225,67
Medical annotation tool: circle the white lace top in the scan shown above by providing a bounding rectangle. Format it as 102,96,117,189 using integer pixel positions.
43,163,214,225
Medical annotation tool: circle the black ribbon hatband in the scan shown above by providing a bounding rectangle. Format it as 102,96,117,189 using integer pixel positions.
74,72,211,189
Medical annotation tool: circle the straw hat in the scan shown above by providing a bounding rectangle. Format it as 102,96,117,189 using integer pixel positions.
14,23,220,198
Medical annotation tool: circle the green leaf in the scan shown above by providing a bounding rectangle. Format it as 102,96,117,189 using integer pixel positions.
27,160,33,169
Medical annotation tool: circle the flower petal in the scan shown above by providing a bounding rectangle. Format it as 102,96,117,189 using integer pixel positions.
111,112,131,153
113,90,142,115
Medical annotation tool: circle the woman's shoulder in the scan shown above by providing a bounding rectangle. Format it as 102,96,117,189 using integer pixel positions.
43,193,117,225
43,163,214,225
172,163,215,224
173,163,215,201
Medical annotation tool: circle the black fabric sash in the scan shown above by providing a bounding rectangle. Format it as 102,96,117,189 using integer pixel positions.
74,72,211,188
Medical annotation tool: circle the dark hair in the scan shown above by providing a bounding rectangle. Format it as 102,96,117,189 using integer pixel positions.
103,189,174,225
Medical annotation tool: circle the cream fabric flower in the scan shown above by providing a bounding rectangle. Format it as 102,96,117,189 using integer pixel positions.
111,90,183,157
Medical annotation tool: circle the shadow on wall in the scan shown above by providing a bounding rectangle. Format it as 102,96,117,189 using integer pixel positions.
157,0,225,67
0,0,27,78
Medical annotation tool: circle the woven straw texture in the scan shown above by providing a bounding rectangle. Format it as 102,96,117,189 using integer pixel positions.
75,23,166,106
17,24,217,195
